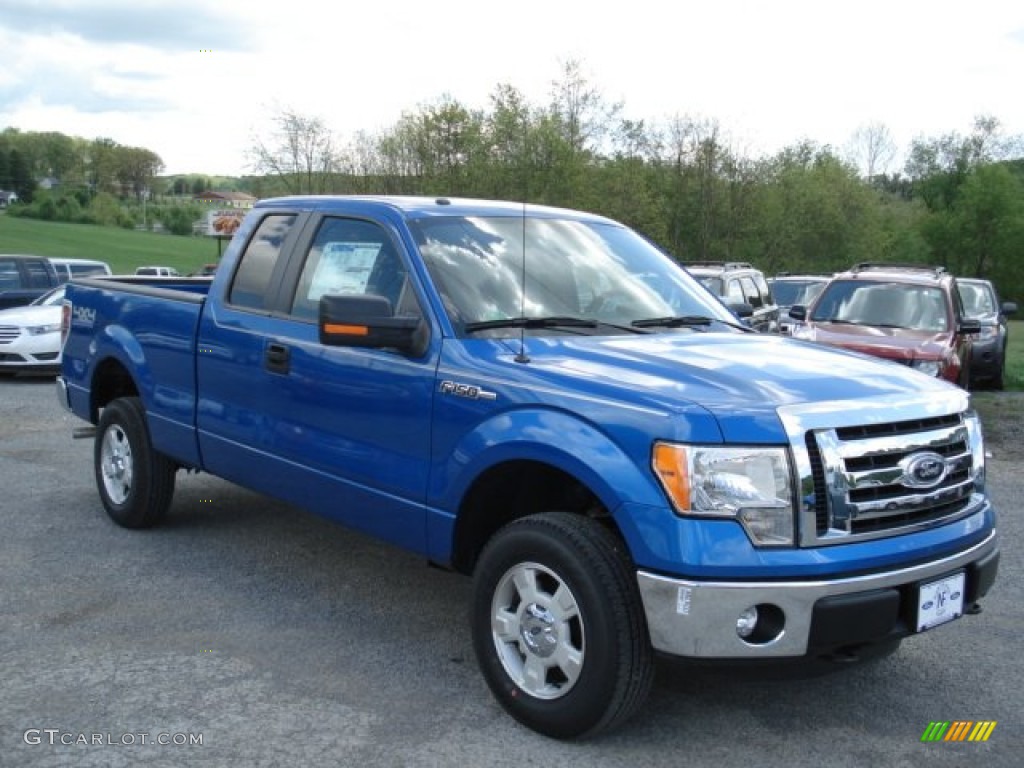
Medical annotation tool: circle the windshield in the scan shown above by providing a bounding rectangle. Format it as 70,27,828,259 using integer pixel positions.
810,281,949,332
30,286,66,306
410,215,736,335
772,279,826,307
958,282,996,318
694,275,724,296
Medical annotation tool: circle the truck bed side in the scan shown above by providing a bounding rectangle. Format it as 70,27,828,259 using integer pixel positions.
62,276,211,469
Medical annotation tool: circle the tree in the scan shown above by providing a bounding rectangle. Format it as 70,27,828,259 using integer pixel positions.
87,138,120,195
249,107,340,194
115,146,164,200
847,122,897,181
9,149,35,203
0,150,10,190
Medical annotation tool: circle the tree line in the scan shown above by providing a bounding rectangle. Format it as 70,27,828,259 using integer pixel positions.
247,62,1024,299
0,127,164,204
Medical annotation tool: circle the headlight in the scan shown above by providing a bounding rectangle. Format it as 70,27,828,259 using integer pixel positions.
964,412,986,491
911,359,942,377
27,323,62,336
653,443,795,546
977,326,998,340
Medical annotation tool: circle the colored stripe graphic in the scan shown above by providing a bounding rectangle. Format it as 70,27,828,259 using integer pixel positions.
921,721,997,742
968,721,997,742
945,721,972,741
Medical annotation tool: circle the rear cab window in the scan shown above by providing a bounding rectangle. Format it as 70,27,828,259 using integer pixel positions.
228,214,298,310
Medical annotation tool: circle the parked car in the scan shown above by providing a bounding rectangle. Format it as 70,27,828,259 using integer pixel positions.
768,274,831,334
49,257,113,283
0,254,60,309
789,263,980,386
135,266,180,277
957,277,1018,389
0,283,65,376
685,261,780,332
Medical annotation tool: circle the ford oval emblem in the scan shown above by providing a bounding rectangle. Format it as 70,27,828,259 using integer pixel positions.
899,451,948,489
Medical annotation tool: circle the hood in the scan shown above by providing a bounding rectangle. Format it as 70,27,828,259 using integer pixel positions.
0,304,61,326
796,322,953,362
485,331,953,443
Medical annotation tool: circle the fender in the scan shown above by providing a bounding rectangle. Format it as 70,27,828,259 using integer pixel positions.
87,322,202,468
426,406,681,563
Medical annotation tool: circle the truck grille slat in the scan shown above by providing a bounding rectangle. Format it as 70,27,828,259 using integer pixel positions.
807,413,977,543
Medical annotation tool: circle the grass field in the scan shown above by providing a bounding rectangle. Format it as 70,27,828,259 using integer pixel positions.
1003,319,1024,391
0,213,225,274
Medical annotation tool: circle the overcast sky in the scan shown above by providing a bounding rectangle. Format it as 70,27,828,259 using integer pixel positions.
2,0,1023,177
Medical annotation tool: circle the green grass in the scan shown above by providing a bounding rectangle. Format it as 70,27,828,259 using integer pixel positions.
0,213,225,274
1004,319,1024,391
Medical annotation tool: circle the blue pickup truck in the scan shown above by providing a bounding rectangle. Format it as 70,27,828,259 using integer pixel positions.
58,196,998,739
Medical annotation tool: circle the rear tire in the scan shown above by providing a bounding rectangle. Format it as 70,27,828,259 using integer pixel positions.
471,512,654,739
94,397,176,528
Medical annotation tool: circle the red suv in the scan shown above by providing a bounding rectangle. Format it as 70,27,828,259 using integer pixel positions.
788,263,981,386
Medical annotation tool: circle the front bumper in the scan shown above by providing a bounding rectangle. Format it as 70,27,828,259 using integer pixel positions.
637,530,998,658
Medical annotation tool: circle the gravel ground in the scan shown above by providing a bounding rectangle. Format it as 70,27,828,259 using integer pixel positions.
1,377,1021,767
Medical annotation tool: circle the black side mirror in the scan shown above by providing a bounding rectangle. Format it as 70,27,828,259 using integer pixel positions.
1002,301,1018,316
788,305,807,321
957,317,982,335
319,294,427,356
726,300,754,319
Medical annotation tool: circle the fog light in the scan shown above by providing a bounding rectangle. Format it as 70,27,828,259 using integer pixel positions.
736,606,759,638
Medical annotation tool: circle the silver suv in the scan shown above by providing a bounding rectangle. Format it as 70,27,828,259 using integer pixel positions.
686,261,780,332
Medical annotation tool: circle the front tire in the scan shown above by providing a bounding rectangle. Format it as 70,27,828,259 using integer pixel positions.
94,397,176,528
471,512,654,739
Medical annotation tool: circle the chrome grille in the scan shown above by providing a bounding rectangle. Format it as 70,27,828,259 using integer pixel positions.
779,392,986,547
0,325,20,343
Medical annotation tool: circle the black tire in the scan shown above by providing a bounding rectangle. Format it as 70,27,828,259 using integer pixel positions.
993,353,1005,390
471,512,654,739
94,397,176,528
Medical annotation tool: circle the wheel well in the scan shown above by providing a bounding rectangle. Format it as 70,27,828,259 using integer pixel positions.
89,358,139,423
450,460,617,575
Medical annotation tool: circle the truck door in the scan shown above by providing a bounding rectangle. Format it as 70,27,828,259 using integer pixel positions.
197,212,437,553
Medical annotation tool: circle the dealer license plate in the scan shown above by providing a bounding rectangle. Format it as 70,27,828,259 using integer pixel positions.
916,572,965,631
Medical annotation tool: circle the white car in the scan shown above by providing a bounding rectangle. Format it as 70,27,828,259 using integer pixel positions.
0,284,65,376
135,266,180,276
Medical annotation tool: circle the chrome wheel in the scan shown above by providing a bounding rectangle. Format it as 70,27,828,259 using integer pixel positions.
490,561,584,700
100,424,133,505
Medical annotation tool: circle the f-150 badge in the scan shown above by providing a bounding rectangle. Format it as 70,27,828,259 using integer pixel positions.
439,380,497,400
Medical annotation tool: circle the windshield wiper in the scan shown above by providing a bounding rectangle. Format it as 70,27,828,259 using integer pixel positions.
464,316,598,333
632,315,751,332
465,316,650,335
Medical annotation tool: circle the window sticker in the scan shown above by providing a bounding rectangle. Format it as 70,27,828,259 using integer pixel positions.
307,242,382,299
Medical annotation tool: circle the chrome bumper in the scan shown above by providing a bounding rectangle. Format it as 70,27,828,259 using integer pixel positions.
636,531,998,658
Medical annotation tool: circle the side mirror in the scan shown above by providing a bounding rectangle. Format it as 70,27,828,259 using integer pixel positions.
726,300,754,319
1002,301,1018,316
957,317,982,335
788,305,808,321
319,294,427,356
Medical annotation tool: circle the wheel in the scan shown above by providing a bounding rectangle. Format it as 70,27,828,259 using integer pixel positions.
992,352,1005,390
94,397,176,528
471,512,654,739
